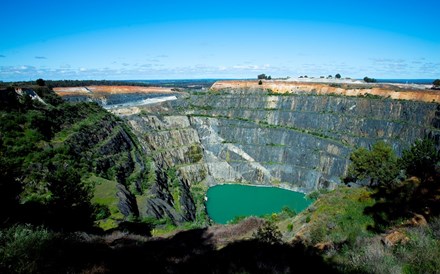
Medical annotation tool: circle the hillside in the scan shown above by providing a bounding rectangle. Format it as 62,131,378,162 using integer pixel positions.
1,82,439,273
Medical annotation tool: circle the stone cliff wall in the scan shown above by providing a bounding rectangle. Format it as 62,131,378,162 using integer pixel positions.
176,89,440,192
126,113,208,224
119,83,440,223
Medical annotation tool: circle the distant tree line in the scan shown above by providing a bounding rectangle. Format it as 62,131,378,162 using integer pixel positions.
363,76,377,83
0,79,216,90
0,79,151,88
298,74,342,79
433,79,440,90
257,74,272,80
45,79,153,88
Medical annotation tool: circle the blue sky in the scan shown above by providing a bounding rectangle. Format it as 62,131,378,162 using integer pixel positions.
1,0,439,81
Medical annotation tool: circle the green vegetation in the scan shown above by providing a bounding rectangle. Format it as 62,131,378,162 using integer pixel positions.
0,79,150,88
345,141,399,187
257,74,271,80
300,187,375,246
2,83,440,272
0,86,147,231
432,79,440,90
189,179,209,226
278,138,440,273
331,215,440,273
335,73,341,79
288,182,440,273
329,83,342,88
363,76,377,83
90,176,124,230
36,78,46,86
0,224,55,273
186,144,203,162
400,138,439,181
346,139,440,222
252,221,282,244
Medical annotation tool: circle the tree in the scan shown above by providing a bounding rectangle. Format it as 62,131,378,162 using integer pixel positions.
432,79,440,90
36,78,45,86
257,74,271,80
252,221,282,244
399,138,439,181
363,76,377,83
258,80,263,85
346,141,399,187
0,152,22,224
335,73,341,79
46,165,95,230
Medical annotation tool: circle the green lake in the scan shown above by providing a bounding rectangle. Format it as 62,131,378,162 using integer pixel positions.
206,184,312,224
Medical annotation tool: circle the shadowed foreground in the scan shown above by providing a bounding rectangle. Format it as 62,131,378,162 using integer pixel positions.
21,228,336,274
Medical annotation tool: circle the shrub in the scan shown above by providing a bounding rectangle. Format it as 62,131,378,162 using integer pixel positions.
395,225,440,273
306,189,330,200
257,74,271,80
94,204,111,220
339,237,400,273
253,221,282,244
363,76,377,83
432,79,440,90
399,138,439,181
346,141,399,187
280,206,296,218
0,225,55,273
36,78,45,86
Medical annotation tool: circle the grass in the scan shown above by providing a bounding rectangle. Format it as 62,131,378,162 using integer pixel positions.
283,186,440,273
288,186,375,246
52,111,108,143
150,217,178,236
394,222,440,273
0,224,55,274
89,175,124,230
135,194,148,214
332,218,440,273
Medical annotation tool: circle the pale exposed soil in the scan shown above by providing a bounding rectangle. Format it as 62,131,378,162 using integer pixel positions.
211,80,440,103
54,85,174,96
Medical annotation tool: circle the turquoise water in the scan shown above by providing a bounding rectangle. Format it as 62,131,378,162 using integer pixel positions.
206,184,312,224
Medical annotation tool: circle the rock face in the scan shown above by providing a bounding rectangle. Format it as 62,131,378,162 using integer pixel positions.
63,109,145,221
126,113,206,224
115,82,440,224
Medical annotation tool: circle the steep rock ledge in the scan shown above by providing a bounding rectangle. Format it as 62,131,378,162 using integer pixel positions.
116,83,440,224
126,114,207,224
